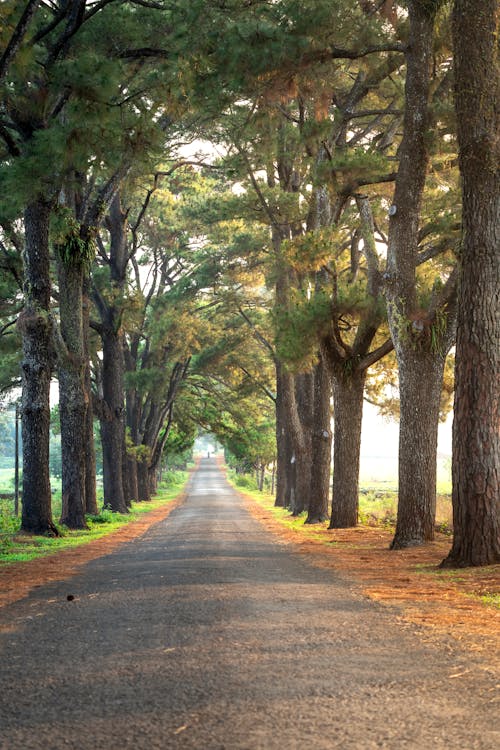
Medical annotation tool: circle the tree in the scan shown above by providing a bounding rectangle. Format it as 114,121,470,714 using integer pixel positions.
385,0,457,548
441,0,499,567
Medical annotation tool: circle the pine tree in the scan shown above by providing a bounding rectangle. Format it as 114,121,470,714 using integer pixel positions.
385,1,457,549
441,0,499,567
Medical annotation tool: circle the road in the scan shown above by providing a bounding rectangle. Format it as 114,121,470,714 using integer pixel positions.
0,458,498,749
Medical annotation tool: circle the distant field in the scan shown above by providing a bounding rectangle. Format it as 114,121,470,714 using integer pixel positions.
0,468,17,493
358,456,452,530
359,455,452,495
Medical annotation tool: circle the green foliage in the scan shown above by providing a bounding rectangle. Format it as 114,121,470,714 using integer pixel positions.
52,210,96,270
228,470,260,492
274,290,331,370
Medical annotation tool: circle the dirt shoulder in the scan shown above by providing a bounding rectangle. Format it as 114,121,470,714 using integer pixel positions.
238,490,500,658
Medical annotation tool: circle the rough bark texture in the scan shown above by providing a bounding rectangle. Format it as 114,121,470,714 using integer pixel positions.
57,258,87,529
391,350,447,547
385,2,432,312
306,358,332,524
274,364,289,507
442,0,500,567
122,434,131,508
385,2,451,548
100,324,127,512
95,194,128,513
137,461,151,502
82,275,98,515
280,370,311,516
330,370,366,529
292,372,313,515
126,456,139,505
19,200,57,535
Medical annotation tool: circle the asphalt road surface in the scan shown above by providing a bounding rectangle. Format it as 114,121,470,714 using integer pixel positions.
0,458,498,749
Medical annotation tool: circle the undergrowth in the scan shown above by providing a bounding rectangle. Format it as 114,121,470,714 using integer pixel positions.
227,470,452,533
0,470,188,565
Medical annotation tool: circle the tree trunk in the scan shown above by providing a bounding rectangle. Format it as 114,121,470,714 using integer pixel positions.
442,0,500,567
19,200,58,535
57,258,87,529
14,404,20,516
82,275,98,515
148,466,157,496
391,350,446,548
274,363,288,507
329,369,365,528
101,325,127,512
137,460,151,502
306,357,332,524
97,194,129,513
289,372,312,515
122,430,131,508
385,1,448,548
83,334,99,515
126,455,139,504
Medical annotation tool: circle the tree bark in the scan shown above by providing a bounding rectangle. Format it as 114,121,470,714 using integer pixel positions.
274,363,288,507
100,323,127,512
57,257,87,529
292,372,313,515
95,193,129,513
330,369,365,528
385,1,453,548
126,455,139,504
19,200,58,535
137,460,151,502
391,350,446,547
82,274,98,515
306,357,331,524
442,0,500,567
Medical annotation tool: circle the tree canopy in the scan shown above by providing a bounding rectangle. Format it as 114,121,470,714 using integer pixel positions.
0,0,497,568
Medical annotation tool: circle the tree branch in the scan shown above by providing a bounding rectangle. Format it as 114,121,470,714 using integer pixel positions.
358,337,394,371
0,0,41,84
237,306,276,362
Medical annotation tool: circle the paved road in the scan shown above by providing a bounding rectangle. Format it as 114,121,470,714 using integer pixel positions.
0,459,498,749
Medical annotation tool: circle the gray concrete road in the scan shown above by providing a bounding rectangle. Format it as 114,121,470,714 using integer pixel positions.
0,458,498,749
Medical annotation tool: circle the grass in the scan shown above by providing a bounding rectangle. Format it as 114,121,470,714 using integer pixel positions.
478,593,500,609
0,470,188,566
228,469,453,533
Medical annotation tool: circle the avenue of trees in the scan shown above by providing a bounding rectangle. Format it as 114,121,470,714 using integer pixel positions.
0,0,497,567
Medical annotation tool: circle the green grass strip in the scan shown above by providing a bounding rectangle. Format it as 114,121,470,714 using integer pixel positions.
0,471,188,566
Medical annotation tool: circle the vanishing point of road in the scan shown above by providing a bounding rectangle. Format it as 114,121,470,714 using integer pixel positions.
0,458,498,749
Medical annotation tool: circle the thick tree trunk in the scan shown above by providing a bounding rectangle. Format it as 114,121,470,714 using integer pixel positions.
148,466,158,496
83,276,98,515
126,455,139,504
306,358,332,524
329,370,365,529
137,461,151,502
97,194,129,513
385,2,448,548
101,326,127,512
442,0,500,567
289,372,312,515
19,200,58,535
57,259,87,529
274,364,288,507
122,431,131,508
391,350,446,548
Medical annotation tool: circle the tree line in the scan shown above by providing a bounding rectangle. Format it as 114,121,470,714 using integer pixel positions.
0,0,497,568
